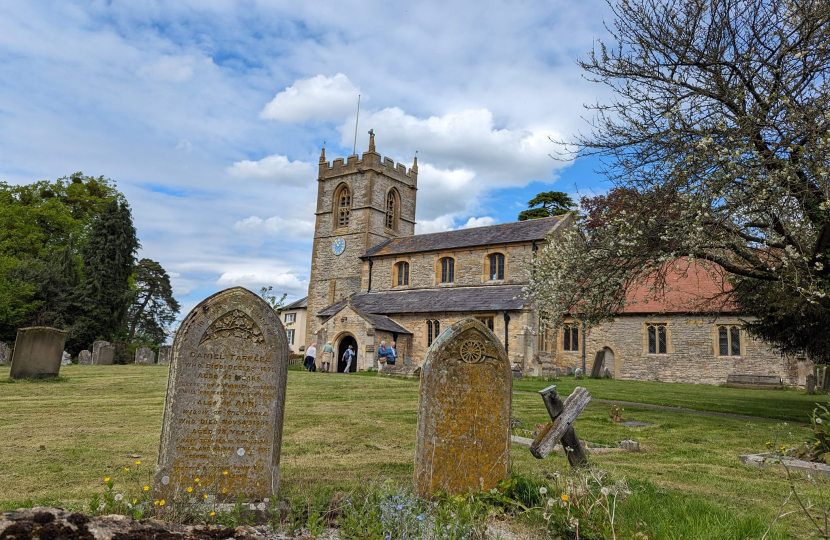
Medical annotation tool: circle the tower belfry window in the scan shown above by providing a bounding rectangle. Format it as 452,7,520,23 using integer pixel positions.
335,185,351,228
386,190,398,231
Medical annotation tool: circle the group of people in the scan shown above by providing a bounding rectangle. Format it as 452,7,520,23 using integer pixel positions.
302,340,397,373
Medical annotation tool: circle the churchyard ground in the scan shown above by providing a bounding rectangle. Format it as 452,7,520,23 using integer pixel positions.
1,364,828,538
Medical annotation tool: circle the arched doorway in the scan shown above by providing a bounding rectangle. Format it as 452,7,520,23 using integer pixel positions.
337,335,358,373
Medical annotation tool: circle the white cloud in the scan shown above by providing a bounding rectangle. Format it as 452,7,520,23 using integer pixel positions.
217,267,307,292
233,215,315,240
414,214,496,234
459,216,496,229
226,154,314,186
260,73,361,123
138,55,196,83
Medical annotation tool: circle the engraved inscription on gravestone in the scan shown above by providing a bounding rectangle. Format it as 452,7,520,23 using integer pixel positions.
154,287,289,501
414,318,512,497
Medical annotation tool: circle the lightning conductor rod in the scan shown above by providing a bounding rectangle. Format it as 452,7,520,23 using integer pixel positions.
352,94,361,155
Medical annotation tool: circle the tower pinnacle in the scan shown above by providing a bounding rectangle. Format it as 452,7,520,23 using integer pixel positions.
368,129,376,153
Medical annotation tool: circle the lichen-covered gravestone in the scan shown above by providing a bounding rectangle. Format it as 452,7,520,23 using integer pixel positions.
157,345,171,365
61,351,72,365
414,318,512,497
135,347,155,365
78,350,93,365
92,341,114,365
10,327,68,379
154,287,289,502
0,341,11,365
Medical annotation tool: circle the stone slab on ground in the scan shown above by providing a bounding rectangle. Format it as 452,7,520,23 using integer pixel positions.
378,364,421,379
740,452,830,478
619,421,653,427
511,435,623,454
10,327,67,379
726,374,783,389
155,286,289,502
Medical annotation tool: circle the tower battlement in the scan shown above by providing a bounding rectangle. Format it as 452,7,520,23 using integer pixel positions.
317,132,417,186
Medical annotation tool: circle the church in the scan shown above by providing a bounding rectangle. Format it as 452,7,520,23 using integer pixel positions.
302,135,809,387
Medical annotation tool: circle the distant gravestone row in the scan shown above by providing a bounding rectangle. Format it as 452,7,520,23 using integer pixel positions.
9,327,67,380
154,287,289,501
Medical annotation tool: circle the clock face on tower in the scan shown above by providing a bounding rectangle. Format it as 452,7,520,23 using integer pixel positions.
332,237,346,256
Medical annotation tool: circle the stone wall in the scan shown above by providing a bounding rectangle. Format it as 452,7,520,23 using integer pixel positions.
531,314,808,387
363,243,536,291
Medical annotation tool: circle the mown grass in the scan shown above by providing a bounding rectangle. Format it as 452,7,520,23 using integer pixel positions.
514,376,830,422
0,364,825,538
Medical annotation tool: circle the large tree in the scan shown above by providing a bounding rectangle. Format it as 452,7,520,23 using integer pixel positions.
518,191,577,221
127,258,180,345
528,0,830,361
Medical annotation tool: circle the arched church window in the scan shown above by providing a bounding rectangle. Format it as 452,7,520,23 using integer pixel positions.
334,184,351,228
488,253,505,280
440,257,455,283
386,190,399,231
395,261,409,286
427,319,441,346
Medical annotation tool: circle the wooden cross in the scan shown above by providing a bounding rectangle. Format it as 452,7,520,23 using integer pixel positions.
529,385,591,466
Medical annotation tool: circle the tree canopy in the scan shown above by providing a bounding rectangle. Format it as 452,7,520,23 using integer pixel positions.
518,191,576,221
528,0,830,362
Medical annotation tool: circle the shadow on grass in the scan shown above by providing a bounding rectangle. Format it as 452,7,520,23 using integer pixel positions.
2,375,70,384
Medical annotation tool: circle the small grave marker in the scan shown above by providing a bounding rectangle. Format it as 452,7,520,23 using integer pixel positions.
9,327,68,379
135,347,155,365
158,345,171,365
93,341,114,365
78,350,93,365
414,318,511,497
0,342,11,365
529,385,591,466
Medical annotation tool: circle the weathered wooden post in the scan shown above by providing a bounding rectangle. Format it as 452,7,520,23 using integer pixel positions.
529,385,591,466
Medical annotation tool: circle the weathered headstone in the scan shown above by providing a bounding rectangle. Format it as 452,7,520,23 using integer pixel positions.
135,347,155,365
807,374,817,394
0,341,11,365
414,318,511,497
93,341,114,365
154,287,289,502
530,385,591,466
157,345,171,366
9,327,68,379
78,350,93,365
61,351,72,365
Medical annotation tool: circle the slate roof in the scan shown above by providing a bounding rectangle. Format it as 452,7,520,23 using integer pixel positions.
358,313,413,334
283,296,308,310
317,285,529,318
361,215,565,258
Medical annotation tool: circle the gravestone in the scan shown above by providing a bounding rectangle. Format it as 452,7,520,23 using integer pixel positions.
61,351,72,365
158,345,172,365
9,327,68,379
414,318,511,497
135,347,155,365
93,341,114,365
78,350,93,365
154,287,289,502
0,341,11,365
807,374,817,394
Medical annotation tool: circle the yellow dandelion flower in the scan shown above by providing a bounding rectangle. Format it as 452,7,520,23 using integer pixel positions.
194,478,200,483
154,500,159,506
104,477,110,482
781,446,787,451
124,467,130,472
143,486,149,491
203,494,208,499
133,499,137,504
198,483,202,487
210,511,216,516
159,499,165,506
561,494,569,501
187,486,193,493
223,471,228,475
135,461,141,465
222,488,227,493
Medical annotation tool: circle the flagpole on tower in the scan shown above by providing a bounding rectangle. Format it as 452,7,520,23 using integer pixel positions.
352,94,361,155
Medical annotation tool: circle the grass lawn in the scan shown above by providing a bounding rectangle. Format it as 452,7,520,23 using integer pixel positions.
514,376,830,422
0,365,827,538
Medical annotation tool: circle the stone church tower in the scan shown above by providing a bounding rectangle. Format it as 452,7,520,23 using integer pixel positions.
305,132,418,348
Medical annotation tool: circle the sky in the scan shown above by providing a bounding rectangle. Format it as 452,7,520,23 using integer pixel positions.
0,0,616,318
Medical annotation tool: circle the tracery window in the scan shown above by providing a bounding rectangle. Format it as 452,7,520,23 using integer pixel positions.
563,323,579,351
647,323,668,354
489,253,505,280
718,325,741,356
427,319,441,346
395,261,410,286
475,316,494,331
334,184,351,228
386,190,398,231
440,257,455,283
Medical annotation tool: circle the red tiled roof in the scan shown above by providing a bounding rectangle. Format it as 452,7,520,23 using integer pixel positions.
621,259,735,314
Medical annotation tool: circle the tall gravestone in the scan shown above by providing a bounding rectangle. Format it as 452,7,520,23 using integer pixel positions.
10,327,68,379
154,287,289,501
0,342,11,365
93,341,114,365
78,350,93,365
135,347,155,365
157,345,171,366
414,318,512,497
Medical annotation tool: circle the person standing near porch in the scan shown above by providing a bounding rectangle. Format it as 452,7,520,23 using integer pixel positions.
321,341,334,372
342,344,355,374
305,344,317,372
377,340,388,372
386,341,398,366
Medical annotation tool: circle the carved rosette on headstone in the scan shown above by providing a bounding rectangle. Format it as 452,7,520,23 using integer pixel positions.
92,341,114,365
135,347,155,365
10,327,68,379
158,345,172,366
78,350,93,365
414,318,512,497
154,287,289,502
0,341,11,365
